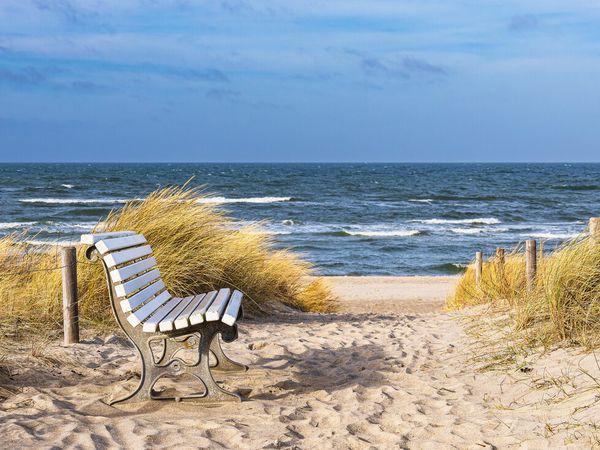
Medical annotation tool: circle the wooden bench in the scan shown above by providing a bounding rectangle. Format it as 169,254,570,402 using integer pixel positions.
82,231,248,405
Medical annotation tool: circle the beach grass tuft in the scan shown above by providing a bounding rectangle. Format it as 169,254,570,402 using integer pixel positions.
0,185,337,338
448,233,600,349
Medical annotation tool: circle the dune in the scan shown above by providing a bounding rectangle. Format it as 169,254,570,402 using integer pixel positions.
1,276,599,449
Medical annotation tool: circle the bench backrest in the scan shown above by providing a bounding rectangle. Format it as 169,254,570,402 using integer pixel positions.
81,231,172,318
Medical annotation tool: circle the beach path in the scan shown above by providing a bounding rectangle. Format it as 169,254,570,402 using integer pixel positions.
1,276,598,449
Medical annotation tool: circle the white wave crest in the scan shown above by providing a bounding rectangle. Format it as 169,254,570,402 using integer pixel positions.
0,221,36,230
25,239,80,247
415,217,500,225
19,198,138,205
196,196,292,204
528,232,578,240
61,184,74,189
344,229,421,237
408,198,433,204
451,228,483,235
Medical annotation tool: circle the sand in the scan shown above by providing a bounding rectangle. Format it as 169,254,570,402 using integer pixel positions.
325,276,457,314
1,276,599,449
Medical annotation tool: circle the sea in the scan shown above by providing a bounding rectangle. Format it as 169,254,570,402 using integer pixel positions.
1,163,598,276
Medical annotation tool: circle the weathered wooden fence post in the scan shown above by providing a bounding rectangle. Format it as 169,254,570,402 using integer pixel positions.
475,251,483,289
495,247,505,264
539,240,544,260
496,247,505,276
61,246,79,345
590,217,600,242
525,240,537,291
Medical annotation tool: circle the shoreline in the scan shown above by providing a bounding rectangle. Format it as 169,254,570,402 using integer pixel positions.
321,275,459,314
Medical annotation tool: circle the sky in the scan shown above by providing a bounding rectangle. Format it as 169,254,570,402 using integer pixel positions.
0,1,599,162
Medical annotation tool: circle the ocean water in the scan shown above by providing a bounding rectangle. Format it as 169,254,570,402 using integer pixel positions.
1,163,599,276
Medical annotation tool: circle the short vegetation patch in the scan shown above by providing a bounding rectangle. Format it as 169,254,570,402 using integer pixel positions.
0,185,337,339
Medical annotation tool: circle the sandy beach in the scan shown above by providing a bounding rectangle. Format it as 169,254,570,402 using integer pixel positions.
1,276,599,449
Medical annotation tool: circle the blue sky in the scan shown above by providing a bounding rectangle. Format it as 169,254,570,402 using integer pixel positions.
0,1,599,162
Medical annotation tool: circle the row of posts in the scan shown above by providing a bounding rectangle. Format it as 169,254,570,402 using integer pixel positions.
474,217,600,291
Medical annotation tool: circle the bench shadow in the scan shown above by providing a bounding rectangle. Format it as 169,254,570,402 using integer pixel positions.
250,343,393,400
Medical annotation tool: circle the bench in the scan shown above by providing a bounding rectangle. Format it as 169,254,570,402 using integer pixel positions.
82,231,248,405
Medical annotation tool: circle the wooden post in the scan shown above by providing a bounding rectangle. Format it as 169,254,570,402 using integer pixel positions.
525,240,537,291
496,247,505,277
539,240,544,260
495,247,505,264
590,218,600,242
475,251,483,289
61,246,79,345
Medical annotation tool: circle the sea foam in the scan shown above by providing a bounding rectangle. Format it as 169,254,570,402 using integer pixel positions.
343,229,421,237
19,198,136,204
196,196,292,204
0,221,36,230
415,217,500,225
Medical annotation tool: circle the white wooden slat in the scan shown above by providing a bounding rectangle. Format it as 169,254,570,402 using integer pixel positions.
95,234,146,255
159,296,194,332
221,290,243,326
120,280,165,313
109,256,157,283
205,288,231,322
103,245,152,268
189,291,219,326
81,231,136,245
142,298,183,333
173,294,206,330
126,290,171,327
114,268,161,298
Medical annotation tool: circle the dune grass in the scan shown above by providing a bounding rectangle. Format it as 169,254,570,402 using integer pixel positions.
448,235,600,349
0,185,337,339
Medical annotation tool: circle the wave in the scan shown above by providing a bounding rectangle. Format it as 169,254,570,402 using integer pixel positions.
196,196,292,204
527,232,579,240
0,221,98,233
429,195,500,201
408,198,433,204
19,198,138,205
0,221,36,230
432,263,469,274
555,184,599,191
25,239,80,247
451,226,509,235
340,229,421,237
61,184,75,189
414,217,500,225
451,228,483,235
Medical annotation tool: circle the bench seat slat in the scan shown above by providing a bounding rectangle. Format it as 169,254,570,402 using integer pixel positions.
205,288,231,322
114,268,161,298
189,291,219,326
81,232,136,245
104,245,153,268
142,297,184,333
95,234,147,255
173,294,206,329
158,296,194,332
109,256,157,283
222,290,243,326
127,290,171,327
120,280,165,313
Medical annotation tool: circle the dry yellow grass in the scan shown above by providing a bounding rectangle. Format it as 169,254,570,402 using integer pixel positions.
447,248,527,309
0,186,337,339
448,235,600,349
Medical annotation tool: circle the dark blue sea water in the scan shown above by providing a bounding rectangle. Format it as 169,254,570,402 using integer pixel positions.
1,163,599,275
